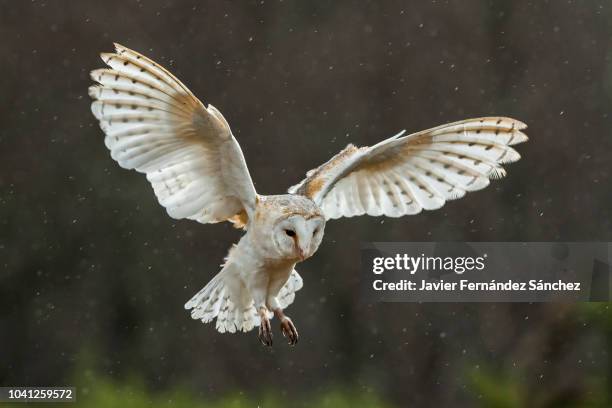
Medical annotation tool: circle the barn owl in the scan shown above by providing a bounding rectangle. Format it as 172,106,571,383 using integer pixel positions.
89,43,528,346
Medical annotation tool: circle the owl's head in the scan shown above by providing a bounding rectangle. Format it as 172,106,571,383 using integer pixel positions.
272,213,325,261
261,195,326,262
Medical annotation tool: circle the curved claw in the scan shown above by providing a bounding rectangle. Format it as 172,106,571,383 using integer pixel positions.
280,317,299,346
258,314,273,347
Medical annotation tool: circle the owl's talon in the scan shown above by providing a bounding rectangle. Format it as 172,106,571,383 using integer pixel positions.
258,312,273,347
280,317,299,346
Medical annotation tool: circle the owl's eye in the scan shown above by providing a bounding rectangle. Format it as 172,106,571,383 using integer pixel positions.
313,228,319,236
285,229,296,237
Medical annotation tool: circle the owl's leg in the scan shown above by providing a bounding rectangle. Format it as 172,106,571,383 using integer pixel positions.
257,306,273,347
245,271,273,346
273,307,299,346
266,274,299,346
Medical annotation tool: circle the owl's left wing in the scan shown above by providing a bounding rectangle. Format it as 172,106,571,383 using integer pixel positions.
288,117,527,220
89,43,257,225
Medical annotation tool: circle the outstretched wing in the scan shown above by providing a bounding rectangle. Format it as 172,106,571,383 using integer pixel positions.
289,117,527,220
89,43,257,225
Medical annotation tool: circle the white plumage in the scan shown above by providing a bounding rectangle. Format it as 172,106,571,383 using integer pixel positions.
89,44,256,224
288,118,527,219
90,44,528,346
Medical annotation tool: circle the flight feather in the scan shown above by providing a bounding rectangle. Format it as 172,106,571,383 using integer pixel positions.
89,43,257,225
289,117,527,219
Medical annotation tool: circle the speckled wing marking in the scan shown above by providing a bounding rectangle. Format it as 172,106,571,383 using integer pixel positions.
289,117,528,219
89,43,257,224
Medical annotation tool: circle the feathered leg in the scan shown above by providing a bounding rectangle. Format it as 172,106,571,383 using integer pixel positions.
245,271,273,346
266,271,300,346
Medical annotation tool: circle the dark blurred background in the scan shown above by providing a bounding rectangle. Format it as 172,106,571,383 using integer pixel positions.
1,1,611,407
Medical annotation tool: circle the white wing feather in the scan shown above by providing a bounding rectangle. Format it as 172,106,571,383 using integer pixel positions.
89,43,257,224
289,117,528,219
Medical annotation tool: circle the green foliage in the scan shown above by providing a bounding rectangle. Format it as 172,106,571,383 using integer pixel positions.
2,371,393,408
579,303,612,331
468,361,609,408
468,367,524,408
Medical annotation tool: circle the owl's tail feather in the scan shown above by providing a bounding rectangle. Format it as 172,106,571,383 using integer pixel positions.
184,267,261,333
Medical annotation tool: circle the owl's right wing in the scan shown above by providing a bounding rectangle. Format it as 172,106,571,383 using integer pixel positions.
89,43,257,225
289,117,527,220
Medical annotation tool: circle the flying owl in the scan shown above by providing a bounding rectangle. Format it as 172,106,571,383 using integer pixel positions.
89,43,528,346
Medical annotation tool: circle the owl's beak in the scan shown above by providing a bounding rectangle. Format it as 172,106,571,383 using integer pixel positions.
295,238,309,261
298,248,306,261
292,222,311,261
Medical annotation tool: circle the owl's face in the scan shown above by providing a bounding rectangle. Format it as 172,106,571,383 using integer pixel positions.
272,214,325,261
